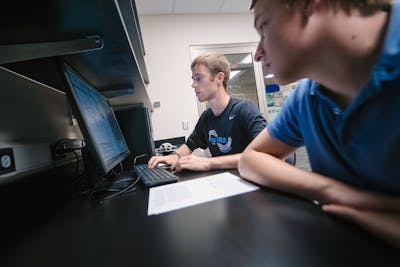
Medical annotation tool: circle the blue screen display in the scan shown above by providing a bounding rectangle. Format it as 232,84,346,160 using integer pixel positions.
64,64,129,174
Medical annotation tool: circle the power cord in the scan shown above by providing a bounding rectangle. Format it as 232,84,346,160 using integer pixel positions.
134,154,148,166
71,150,80,178
89,154,148,201
51,138,86,178
102,176,140,201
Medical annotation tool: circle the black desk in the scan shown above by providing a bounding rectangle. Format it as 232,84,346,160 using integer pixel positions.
1,169,399,267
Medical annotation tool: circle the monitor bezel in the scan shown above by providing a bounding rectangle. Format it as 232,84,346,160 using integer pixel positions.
62,63,130,176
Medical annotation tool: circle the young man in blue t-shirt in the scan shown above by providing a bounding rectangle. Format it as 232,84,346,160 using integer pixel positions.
148,53,266,172
239,0,400,248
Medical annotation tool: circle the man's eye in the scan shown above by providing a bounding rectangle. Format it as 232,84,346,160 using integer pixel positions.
257,22,268,38
257,19,269,31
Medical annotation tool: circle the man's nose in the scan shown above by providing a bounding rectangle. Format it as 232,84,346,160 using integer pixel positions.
254,42,263,62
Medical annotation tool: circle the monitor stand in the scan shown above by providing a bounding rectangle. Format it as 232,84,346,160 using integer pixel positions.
81,147,137,200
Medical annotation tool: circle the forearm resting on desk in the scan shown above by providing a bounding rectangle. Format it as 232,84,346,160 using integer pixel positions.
209,153,241,169
239,149,400,211
323,205,400,249
176,153,241,172
239,149,328,201
239,146,400,249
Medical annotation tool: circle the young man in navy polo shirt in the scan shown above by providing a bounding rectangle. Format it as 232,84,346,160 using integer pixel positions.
239,0,400,248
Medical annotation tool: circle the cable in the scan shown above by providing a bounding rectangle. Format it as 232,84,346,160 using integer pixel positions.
107,162,125,179
88,154,147,201
51,139,85,172
110,169,118,178
89,174,140,200
115,162,123,177
102,176,140,200
105,177,135,192
134,154,148,166
71,150,80,177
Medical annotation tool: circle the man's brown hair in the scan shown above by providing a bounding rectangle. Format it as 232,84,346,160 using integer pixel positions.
191,53,231,89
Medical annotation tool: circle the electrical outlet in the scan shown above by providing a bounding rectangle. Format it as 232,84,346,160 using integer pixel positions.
182,120,189,130
0,148,16,175
153,101,161,108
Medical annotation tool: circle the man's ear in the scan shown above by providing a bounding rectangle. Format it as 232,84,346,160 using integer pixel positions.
216,72,225,84
301,0,320,25
303,0,321,17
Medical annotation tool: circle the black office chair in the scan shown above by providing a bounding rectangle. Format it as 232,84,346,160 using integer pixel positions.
285,152,296,166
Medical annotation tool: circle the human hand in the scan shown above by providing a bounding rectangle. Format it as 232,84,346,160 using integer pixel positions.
147,154,179,169
322,204,400,249
175,155,211,172
318,179,400,212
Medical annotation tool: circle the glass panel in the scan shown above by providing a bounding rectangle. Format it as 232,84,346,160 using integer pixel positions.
205,52,260,111
262,65,299,122
226,53,259,108
261,67,310,170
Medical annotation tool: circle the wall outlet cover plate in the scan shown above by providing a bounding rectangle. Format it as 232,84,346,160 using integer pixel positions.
0,148,16,175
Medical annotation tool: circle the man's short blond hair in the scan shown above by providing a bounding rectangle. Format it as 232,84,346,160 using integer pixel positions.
191,53,231,89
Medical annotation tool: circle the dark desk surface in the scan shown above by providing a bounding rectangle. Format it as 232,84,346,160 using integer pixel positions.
1,169,399,267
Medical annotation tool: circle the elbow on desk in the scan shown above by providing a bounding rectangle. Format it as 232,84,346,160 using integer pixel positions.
238,150,256,182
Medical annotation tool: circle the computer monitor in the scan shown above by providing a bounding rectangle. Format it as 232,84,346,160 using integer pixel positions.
62,63,130,177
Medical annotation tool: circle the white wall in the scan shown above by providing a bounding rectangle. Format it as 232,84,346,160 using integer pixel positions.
139,14,259,141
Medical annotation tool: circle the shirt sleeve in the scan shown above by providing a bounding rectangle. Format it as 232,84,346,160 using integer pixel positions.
186,112,208,151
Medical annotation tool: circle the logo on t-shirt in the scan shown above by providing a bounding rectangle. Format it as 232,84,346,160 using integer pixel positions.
208,129,232,153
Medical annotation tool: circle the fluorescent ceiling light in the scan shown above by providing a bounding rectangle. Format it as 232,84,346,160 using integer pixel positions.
230,70,241,80
264,74,274,78
240,54,252,64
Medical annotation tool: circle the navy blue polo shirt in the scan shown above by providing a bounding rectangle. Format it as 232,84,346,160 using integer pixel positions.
267,2,400,194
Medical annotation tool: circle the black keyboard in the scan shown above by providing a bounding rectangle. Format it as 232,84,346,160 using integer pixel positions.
134,164,179,187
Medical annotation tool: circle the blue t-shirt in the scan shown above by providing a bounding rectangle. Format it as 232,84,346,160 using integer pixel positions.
268,2,400,194
187,98,266,157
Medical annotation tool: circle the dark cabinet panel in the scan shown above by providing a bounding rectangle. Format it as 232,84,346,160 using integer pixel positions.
0,0,151,109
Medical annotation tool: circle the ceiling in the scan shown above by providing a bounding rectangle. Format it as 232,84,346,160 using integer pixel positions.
135,0,251,15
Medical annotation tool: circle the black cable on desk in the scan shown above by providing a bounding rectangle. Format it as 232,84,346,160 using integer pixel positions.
88,154,148,201
101,176,140,201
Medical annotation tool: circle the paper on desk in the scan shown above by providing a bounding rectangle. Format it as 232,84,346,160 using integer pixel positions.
147,172,259,215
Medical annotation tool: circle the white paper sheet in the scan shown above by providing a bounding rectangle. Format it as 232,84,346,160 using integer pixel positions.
147,172,259,215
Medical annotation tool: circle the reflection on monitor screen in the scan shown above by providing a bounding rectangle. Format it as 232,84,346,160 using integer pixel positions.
63,63,129,176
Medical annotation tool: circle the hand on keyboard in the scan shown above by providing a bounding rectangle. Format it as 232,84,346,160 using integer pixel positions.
134,164,178,188
157,163,172,171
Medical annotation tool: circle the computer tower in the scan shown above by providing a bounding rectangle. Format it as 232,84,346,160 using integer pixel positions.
114,105,155,169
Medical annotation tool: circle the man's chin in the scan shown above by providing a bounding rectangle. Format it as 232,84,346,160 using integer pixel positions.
272,71,300,85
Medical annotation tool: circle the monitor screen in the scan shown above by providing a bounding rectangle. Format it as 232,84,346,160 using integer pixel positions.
63,63,130,175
